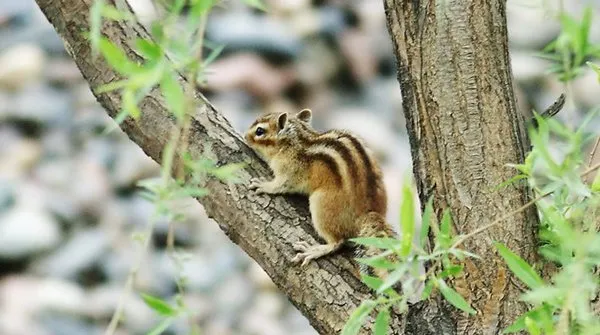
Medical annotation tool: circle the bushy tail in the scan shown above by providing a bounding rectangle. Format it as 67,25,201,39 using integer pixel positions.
355,212,399,280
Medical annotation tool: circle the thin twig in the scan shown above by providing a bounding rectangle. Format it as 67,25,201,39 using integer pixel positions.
451,191,553,250
581,161,600,178
587,137,600,167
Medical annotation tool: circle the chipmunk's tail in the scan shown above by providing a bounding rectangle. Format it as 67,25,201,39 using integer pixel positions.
355,212,399,280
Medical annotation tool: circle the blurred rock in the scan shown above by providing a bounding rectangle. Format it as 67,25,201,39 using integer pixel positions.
207,13,301,64
572,69,600,108
0,129,42,179
10,83,72,124
507,4,559,49
38,313,101,335
215,273,253,315
206,53,297,98
0,44,45,90
510,51,549,82
31,228,110,281
44,58,83,86
0,207,61,260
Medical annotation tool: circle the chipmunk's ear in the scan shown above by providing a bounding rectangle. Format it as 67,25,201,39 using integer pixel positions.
277,112,288,130
296,109,312,123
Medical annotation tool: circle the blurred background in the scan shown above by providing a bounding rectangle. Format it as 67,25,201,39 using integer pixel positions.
0,0,598,334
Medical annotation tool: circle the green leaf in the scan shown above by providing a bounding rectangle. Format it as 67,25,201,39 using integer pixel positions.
592,169,600,192
190,0,216,16
360,274,383,291
89,0,104,56
436,209,453,249
400,181,415,257
495,242,544,289
355,256,396,270
211,163,245,182
588,62,600,83
241,0,268,11
421,279,434,300
98,37,139,75
141,294,177,316
377,263,408,294
203,43,225,67
160,73,186,120
374,309,390,335
341,300,377,335
351,237,400,250
419,197,433,248
503,306,547,333
437,279,476,315
524,317,541,335
439,265,463,279
146,318,173,335
102,5,136,21
135,39,162,61
122,89,141,119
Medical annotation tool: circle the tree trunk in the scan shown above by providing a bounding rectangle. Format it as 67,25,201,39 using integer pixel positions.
384,1,538,334
34,0,538,334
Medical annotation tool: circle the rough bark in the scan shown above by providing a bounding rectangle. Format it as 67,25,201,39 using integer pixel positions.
384,1,538,334
34,0,410,334
35,0,539,333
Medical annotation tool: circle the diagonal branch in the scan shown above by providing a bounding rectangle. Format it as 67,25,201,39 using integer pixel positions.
34,0,419,333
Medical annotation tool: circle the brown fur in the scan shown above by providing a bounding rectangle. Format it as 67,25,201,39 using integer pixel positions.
245,109,397,269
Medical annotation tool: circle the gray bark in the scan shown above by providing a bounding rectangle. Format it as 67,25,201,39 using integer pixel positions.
34,0,539,334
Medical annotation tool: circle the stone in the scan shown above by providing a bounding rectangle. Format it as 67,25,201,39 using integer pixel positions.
10,83,72,124
0,44,45,90
0,207,61,260
31,228,110,280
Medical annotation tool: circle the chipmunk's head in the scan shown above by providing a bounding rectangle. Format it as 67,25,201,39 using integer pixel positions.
245,109,313,159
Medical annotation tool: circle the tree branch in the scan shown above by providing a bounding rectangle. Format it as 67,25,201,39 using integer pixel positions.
33,0,414,333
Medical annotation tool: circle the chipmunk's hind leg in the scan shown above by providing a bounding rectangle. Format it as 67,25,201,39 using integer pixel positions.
291,241,343,266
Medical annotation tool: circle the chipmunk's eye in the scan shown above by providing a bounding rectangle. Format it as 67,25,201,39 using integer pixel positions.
255,127,265,136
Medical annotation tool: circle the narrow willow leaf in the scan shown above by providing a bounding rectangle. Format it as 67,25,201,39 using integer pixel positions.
122,89,140,119
98,37,138,75
421,279,434,300
203,43,225,66
503,306,546,333
439,265,463,279
141,294,176,316
377,263,408,294
101,5,136,21
360,274,383,291
135,38,162,61
438,279,476,315
419,197,433,248
211,163,245,182
495,242,544,289
588,62,600,83
190,0,216,16
400,181,415,257
374,309,390,335
147,318,173,335
351,237,400,250
89,0,104,56
355,256,396,270
160,73,185,120
242,0,267,11
341,300,377,335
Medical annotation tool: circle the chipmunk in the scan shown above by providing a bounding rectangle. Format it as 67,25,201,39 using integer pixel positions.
245,109,396,272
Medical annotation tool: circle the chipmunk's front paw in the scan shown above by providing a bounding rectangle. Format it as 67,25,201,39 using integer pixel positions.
248,178,269,194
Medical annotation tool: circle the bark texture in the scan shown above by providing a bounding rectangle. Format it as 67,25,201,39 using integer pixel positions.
384,1,539,334
35,0,538,333
34,0,408,334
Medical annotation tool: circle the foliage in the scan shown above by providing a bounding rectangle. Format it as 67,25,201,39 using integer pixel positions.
538,6,600,82
345,4,600,335
343,183,478,335
88,0,260,333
